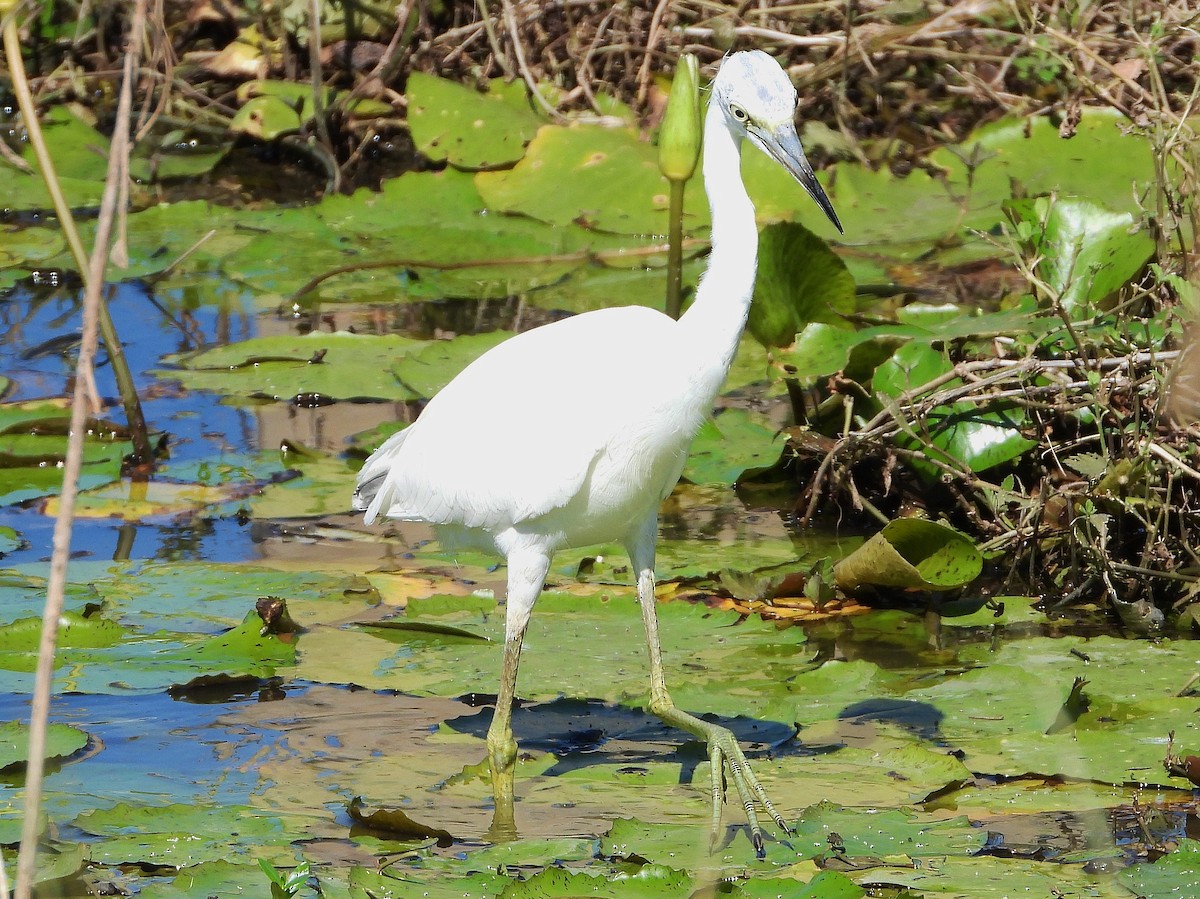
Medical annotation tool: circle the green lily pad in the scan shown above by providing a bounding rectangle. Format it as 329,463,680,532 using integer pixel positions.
856,853,1127,897
0,608,296,693
6,106,110,211
0,399,129,506
833,519,982,591
908,636,1200,786
0,720,90,772
238,169,632,301
0,842,85,888
733,871,865,899
938,108,1158,224
138,860,314,899
935,778,1189,815
74,802,307,866
873,342,1037,475
229,94,304,140
749,222,856,348
159,332,422,402
788,801,986,860
476,124,709,234
683,409,786,487
937,594,1046,628
1121,839,1200,898
0,525,21,556
497,863,692,899
407,71,542,170
392,331,514,397
1006,196,1155,315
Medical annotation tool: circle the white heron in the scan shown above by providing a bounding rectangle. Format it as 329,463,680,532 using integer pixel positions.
354,49,843,856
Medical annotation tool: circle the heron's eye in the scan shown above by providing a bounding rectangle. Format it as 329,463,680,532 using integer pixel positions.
729,104,748,122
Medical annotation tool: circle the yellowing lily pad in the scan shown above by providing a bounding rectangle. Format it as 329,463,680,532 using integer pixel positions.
44,479,238,519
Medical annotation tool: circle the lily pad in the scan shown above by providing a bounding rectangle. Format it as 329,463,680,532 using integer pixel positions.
1121,839,1200,898
750,221,856,348
497,863,692,899
159,332,421,402
1006,196,1155,315
683,409,786,487
0,399,130,506
6,106,110,211
74,801,308,866
873,342,1037,475
0,720,90,772
833,519,982,591
787,801,986,861
476,124,709,234
392,331,514,398
407,72,542,170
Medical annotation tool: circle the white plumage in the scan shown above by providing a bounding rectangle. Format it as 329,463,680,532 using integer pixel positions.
354,49,842,856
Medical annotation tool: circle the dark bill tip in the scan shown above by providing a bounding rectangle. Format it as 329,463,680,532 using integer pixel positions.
756,124,844,235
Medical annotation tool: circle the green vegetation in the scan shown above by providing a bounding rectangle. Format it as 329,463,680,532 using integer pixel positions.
1,1,1198,896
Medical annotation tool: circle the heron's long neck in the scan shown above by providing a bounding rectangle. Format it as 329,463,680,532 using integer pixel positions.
677,105,757,393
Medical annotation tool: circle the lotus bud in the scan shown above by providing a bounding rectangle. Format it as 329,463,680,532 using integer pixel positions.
658,53,701,183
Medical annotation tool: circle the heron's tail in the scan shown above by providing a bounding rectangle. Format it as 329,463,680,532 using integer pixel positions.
352,427,410,525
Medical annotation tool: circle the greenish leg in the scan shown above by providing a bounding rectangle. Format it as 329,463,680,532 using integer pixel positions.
635,564,788,858
484,549,548,843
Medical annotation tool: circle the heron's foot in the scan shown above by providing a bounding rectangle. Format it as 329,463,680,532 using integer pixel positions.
485,730,519,843
654,703,788,858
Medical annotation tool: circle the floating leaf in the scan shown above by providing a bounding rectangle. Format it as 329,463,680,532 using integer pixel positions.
0,400,129,506
0,721,89,773
407,72,542,170
833,519,982,591
1121,839,1200,898
7,106,110,211
228,94,304,140
43,479,240,520
788,801,985,861
74,802,306,866
392,331,514,398
683,409,786,487
159,332,421,402
476,124,709,234
497,863,692,899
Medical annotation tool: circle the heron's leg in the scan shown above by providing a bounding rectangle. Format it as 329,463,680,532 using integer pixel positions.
627,517,787,859
485,548,549,843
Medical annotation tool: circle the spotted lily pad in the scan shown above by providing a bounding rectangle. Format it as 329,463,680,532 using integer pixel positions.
833,519,982,591
407,72,542,170
476,124,710,234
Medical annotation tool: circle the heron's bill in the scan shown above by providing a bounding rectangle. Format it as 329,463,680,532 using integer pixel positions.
751,123,843,234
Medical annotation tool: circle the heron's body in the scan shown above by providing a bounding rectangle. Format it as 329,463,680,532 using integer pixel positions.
359,305,714,553
354,50,842,855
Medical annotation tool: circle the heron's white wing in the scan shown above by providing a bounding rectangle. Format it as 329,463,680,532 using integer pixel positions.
356,306,676,531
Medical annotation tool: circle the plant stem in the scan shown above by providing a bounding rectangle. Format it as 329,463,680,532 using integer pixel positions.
665,178,685,319
3,9,154,468
13,2,149,893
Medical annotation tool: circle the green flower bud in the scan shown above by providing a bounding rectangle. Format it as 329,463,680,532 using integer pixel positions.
658,53,701,183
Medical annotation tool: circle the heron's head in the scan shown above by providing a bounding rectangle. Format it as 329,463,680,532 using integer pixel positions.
711,50,843,233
